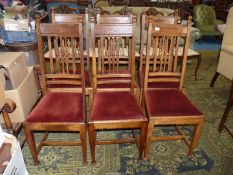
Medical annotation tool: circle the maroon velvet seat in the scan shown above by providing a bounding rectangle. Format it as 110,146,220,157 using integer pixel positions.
88,15,147,164
90,91,145,121
146,89,202,117
143,17,204,160
23,16,87,166
26,92,84,123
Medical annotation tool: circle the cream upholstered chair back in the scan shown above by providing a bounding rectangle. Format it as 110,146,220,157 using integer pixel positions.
217,7,233,80
222,8,233,46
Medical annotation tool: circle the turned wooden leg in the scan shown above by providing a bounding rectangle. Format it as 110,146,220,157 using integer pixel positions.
144,121,154,160
80,125,88,165
88,123,96,164
139,122,147,160
210,72,220,87
218,81,233,133
23,124,40,165
188,118,204,157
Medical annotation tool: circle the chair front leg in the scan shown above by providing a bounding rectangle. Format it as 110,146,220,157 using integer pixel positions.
139,122,147,160
88,123,96,164
80,125,88,165
188,119,204,157
23,125,40,165
144,121,154,160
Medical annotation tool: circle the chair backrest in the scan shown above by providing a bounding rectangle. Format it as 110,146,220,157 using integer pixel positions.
50,12,91,70
51,9,83,23
222,7,233,46
140,11,178,72
95,13,136,66
112,6,136,15
90,15,137,94
144,17,192,90
96,11,134,24
142,7,163,16
46,1,79,19
84,8,103,69
50,4,78,15
36,15,85,94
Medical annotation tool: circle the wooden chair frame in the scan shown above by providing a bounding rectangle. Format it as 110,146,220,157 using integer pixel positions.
95,12,141,100
50,10,93,106
143,18,204,160
88,15,147,164
139,12,178,105
23,17,87,165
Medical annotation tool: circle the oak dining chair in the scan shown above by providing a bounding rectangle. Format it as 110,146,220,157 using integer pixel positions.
139,12,178,105
23,16,87,165
143,17,204,160
88,15,148,164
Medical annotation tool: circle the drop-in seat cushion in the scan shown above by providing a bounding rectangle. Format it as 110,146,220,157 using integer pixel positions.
26,92,84,122
90,91,145,122
146,89,202,117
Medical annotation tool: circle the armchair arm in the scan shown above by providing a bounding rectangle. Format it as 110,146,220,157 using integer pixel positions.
2,98,16,113
214,19,224,25
222,45,233,55
189,27,201,49
1,98,16,133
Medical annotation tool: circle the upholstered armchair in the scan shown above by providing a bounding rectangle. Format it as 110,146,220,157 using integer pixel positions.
211,6,233,91
193,4,224,36
210,7,233,137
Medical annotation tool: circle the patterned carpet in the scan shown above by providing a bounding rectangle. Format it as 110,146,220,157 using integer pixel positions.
21,51,233,175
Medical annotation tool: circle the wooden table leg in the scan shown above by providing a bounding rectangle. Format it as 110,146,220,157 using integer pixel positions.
218,81,233,138
210,72,220,87
194,54,201,80
186,53,202,80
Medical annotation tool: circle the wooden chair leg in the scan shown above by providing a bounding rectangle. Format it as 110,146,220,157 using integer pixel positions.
218,81,233,133
144,122,154,160
188,119,204,157
139,122,147,160
88,89,93,108
80,125,88,165
194,54,201,80
210,72,220,87
139,89,144,108
23,126,40,165
134,88,141,104
88,123,96,164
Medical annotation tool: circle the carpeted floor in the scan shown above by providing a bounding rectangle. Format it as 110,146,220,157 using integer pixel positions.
20,50,233,175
